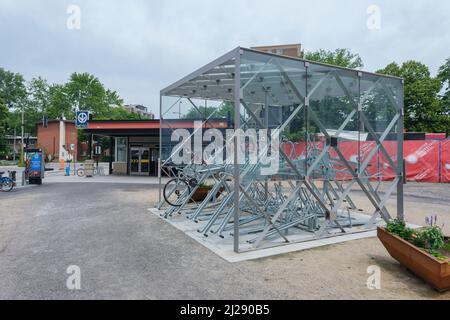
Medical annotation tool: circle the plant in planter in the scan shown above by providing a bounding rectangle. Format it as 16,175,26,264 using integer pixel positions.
378,218,450,292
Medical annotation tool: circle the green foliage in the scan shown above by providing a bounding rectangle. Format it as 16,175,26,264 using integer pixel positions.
96,107,143,120
0,68,27,105
386,219,447,260
418,226,445,250
302,48,364,69
438,57,450,121
283,130,305,142
444,241,450,250
0,97,9,157
183,102,232,119
64,72,123,117
377,61,448,134
386,219,414,241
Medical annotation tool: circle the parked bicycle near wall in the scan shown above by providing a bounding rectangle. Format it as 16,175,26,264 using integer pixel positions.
76,165,99,177
0,172,14,192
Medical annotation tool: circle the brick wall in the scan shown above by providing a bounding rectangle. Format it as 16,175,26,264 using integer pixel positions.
36,121,78,161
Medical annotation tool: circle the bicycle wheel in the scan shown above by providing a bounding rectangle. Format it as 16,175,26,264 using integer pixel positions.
163,178,191,207
77,168,85,177
1,178,14,192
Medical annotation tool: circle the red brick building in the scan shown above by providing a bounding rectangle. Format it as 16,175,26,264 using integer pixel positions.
36,120,79,161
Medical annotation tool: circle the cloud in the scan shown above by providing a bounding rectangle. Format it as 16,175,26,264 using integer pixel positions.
0,0,449,115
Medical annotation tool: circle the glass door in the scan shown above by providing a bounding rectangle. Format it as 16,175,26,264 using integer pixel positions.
140,149,150,174
130,147,150,176
130,148,140,175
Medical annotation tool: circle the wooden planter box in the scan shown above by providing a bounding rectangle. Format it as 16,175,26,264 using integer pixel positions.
190,187,224,203
378,227,450,292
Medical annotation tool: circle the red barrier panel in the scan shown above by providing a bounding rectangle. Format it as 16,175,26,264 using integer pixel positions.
280,139,448,183
442,140,450,183
404,141,440,183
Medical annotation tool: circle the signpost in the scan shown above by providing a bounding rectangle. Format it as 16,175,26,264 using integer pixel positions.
76,111,89,129
75,111,89,175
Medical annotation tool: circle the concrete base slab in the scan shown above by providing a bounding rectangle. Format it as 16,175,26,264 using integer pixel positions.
149,207,386,262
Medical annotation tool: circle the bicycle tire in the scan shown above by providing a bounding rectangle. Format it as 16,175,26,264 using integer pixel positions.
163,178,191,207
77,168,85,177
1,178,14,192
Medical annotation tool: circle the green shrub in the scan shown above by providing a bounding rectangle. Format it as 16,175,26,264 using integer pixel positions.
385,219,447,260
386,219,414,241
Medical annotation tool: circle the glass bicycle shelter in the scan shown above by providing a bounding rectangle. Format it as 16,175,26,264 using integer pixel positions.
158,47,404,253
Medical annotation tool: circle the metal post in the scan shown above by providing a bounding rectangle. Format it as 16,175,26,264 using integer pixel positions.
109,136,113,175
264,90,269,198
158,94,163,204
87,134,92,160
13,127,16,162
20,105,24,167
233,49,241,253
397,81,405,221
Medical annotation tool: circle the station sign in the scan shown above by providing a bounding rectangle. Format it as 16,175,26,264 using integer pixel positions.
76,111,89,128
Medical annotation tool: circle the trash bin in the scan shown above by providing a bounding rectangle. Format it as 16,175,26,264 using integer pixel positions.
84,160,95,178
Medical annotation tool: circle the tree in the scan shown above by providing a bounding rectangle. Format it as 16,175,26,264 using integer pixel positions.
0,68,27,105
183,102,233,119
63,72,123,117
302,48,364,69
18,77,53,135
97,107,143,120
438,57,450,113
0,98,9,157
377,61,447,133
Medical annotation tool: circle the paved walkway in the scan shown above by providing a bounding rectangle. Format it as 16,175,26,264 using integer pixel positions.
45,174,166,185
0,181,449,299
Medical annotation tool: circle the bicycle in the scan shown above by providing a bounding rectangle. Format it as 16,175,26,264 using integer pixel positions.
0,172,14,192
76,166,99,177
163,165,198,207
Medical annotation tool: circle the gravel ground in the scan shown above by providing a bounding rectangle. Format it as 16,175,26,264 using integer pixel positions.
0,180,449,300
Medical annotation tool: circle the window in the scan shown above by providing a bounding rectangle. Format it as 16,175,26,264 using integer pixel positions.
115,137,127,162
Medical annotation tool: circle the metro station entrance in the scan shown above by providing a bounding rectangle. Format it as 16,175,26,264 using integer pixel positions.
130,147,150,176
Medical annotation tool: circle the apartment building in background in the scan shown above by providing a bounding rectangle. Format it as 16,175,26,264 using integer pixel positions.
121,104,155,119
251,43,302,58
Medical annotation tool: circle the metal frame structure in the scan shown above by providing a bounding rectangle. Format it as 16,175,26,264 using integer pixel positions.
158,47,404,253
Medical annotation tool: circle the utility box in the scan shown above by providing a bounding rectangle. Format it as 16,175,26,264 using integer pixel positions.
26,148,45,185
84,160,95,178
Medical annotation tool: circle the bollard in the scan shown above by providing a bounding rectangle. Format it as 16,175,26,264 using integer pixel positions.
65,164,71,176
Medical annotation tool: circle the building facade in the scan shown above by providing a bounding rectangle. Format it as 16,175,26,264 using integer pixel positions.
121,104,155,119
83,119,229,176
36,120,79,161
251,43,302,58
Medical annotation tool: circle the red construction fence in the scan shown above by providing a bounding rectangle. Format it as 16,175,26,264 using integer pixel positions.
281,140,450,183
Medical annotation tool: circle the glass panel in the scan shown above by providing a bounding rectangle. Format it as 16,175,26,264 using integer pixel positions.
115,137,127,162
141,149,150,173
130,149,139,173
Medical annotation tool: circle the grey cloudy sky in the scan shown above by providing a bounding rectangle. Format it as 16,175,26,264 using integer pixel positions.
1,0,449,115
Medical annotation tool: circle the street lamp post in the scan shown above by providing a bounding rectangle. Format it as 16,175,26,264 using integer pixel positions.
20,103,24,167
13,127,16,162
